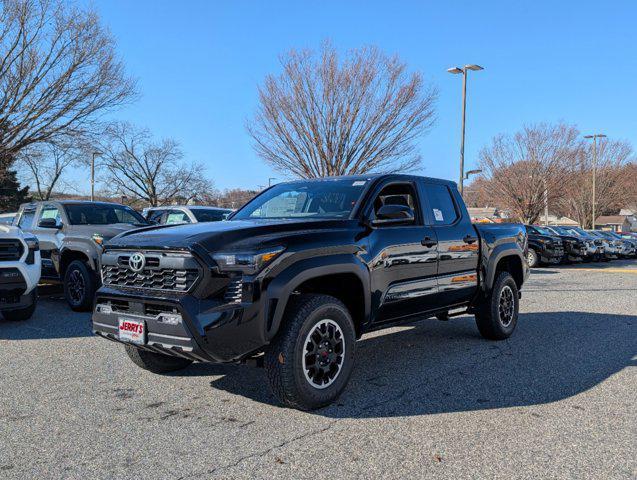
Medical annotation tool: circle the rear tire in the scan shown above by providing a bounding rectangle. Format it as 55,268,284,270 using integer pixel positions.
264,294,356,410
64,259,96,312
475,272,519,340
526,248,539,268
125,344,193,373
2,289,37,321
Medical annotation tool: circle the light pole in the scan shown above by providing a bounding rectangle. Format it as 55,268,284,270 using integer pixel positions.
448,64,484,196
90,151,102,201
583,134,606,229
268,177,277,187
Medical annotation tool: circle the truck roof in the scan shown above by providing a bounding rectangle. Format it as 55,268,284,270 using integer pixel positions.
18,200,127,209
279,174,457,187
145,205,232,211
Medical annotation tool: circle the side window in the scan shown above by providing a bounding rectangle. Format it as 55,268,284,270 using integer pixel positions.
17,209,36,229
424,184,459,226
39,205,61,223
147,210,166,224
165,210,190,224
371,183,419,224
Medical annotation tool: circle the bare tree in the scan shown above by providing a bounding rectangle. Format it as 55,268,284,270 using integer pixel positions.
247,43,437,178
19,136,90,200
479,123,580,224
214,188,259,209
99,123,213,207
557,139,634,228
0,0,136,159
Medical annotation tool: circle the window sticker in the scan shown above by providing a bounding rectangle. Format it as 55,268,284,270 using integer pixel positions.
352,181,366,186
433,208,444,222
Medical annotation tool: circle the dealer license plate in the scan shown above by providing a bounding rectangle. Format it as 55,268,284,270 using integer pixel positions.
118,317,146,345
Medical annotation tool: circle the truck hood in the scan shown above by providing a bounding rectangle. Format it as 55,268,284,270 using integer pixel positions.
69,223,145,241
106,218,357,251
532,234,562,244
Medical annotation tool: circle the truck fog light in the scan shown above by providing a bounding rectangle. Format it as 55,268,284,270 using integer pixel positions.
158,313,182,325
96,303,112,314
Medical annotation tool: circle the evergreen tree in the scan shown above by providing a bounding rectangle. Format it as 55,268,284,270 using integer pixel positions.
0,153,30,212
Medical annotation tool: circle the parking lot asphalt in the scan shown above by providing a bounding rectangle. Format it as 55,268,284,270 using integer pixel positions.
1,260,636,479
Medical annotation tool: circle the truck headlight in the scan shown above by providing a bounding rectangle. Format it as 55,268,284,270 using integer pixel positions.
92,233,104,245
213,246,285,274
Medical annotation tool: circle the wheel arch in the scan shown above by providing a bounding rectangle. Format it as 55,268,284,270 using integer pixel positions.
60,247,94,277
485,246,526,291
264,255,370,340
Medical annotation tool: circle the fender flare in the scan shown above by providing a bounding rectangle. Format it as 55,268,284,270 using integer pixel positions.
59,242,98,273
263,254,370,340
484,243,525,291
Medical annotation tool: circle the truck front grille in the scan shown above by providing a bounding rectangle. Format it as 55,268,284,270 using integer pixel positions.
102,265,199,292
0,240,23,261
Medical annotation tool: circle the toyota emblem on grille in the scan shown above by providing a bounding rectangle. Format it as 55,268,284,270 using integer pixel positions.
128,252,146,272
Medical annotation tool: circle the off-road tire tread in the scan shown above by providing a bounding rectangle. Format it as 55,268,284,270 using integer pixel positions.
264,294,355,410
64,260,96,312
475,271,519,340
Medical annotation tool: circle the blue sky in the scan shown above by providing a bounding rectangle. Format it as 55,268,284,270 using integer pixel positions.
79,0,637,192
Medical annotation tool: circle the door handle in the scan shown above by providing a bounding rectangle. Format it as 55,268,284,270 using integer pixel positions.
421,236,437,248
463,235,478,244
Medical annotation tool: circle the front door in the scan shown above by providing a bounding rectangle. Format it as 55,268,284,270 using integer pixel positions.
31,204,65,278
365,181,439,323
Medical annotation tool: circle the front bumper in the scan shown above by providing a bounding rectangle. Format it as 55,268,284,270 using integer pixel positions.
92,282,270,363
540,244,564,263
0,267,36,310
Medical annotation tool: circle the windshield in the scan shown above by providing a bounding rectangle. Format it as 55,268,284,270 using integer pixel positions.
549,226,569,235
192,208,232,222
232,179,369,220
65,204,148,226
571,227,595,238
532,226,554,235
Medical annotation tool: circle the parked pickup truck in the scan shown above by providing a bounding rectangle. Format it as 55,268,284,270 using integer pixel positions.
92,175,529,410
524,225,564,267
15,201,150,311
0,225,40,321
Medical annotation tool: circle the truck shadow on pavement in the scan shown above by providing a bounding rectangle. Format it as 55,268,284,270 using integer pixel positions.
196,311,636,417
0,299,93,340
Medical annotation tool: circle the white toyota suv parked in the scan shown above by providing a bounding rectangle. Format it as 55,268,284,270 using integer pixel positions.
0,225,40,321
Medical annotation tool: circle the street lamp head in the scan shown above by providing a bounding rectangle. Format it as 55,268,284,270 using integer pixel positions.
584,134,607,140
465,64,484,71
447,67,463,74
465,169,483,179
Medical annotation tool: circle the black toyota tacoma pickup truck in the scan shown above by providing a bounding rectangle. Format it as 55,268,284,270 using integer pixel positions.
92,175,529,410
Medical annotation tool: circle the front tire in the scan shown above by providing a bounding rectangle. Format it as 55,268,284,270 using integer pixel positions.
2,289,37,321
125,344,193,373
475,272,519,340
64,259,96,312
526,248,539,268
264,294,356,410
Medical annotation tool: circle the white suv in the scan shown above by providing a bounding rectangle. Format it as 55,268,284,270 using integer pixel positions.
0,225,41,321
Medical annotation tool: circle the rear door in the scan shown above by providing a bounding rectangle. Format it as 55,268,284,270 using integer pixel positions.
365,180,439,323
420,181,479,306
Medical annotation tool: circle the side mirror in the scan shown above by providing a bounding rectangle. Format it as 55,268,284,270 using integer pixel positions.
372,204,415,226
38,218,61,229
